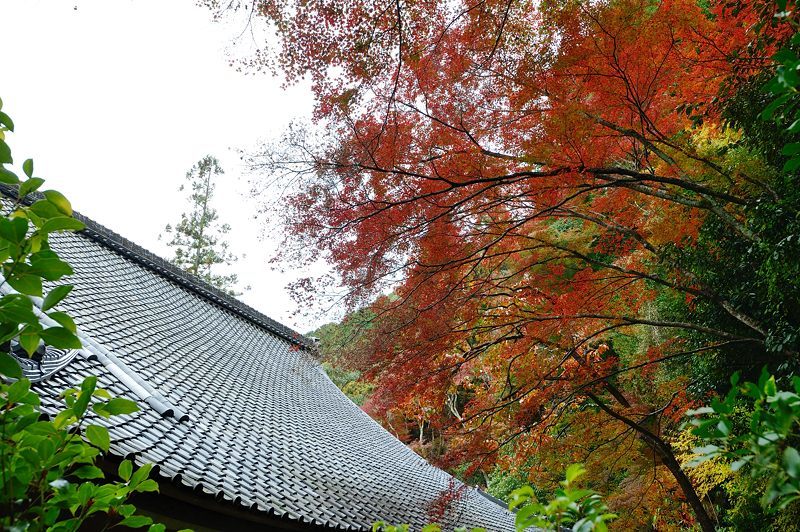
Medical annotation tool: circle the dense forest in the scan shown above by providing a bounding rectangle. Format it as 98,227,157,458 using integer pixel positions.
205,0,800,529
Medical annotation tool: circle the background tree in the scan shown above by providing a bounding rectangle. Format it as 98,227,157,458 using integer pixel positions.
161,155,242,295
311,307,376,405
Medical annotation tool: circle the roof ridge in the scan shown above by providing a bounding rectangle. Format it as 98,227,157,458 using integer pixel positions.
0,184,314,350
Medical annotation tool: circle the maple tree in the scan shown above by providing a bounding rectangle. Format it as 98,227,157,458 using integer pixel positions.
207,0,800,528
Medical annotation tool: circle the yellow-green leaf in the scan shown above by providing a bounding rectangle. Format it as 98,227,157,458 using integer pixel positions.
43,190,73,216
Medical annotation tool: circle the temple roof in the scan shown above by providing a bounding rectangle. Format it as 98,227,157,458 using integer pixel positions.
26,209,515,531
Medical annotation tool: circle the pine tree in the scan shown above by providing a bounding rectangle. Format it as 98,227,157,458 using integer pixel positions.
162,155,242,295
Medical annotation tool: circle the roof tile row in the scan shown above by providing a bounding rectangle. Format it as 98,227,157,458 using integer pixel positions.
23,219,517,531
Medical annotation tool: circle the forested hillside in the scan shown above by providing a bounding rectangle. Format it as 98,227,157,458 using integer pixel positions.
208,0,800,528
312,310,376,407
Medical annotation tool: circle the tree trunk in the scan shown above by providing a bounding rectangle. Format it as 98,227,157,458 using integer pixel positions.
587,393,715,532
656,441,716,532
192,165,212,276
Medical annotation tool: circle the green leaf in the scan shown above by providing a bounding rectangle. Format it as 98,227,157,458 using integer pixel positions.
37,437,55,461
135,479,159,492
30,199,64,219
508,485,535,510
566,487,594,502
7,378,30,402
40,216,85,233
782,142,800,156
765,376,778,396
92,387,112,399
25,420,57,435
0,322,17,344
15,387,38,404
42,285,73,311
48,311,77,333
0,294,36,323
72,465,104,479
85,424,110,452
41,327,82,349
774,48,798,64
92,402,110,418
71,375,97,418
0,216,29,243
783,156,800,173
6,273,43,297
29,251,73,280
77,481,95,507
43,507,60,526
13,444,37,466
119,516,153,529
564,463,586,485
19,177,45,198
80,375,97,395
90,483,117,504
60,386,79,399
104,397,139,416
14,461,34,485
15,403,40,428
43,190,73,216
119,459,133,481
0,243,10,264
148,525,166,532
514,504,543,532
18,327,40,356
0,351,22,378
785,447,800,479
129,462,153,487
22,158,33,178
0,139,12,164
0,166,20,184
0,111,13,132
48,517,82,532
71,397,92,420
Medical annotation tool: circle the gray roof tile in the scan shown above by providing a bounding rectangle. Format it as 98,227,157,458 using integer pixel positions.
24,215,516,531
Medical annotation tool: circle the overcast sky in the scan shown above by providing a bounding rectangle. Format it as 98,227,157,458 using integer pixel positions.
1,0,330,332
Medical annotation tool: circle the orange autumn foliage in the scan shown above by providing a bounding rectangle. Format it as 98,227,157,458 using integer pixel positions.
207,0,798,528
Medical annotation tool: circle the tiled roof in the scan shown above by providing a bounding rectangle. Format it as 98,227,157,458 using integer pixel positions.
24,213,516,531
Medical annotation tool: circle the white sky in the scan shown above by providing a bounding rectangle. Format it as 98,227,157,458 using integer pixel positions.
1,0,328,332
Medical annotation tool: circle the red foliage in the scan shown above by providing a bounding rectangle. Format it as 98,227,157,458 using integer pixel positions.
210,0,794,527
426,478,468,524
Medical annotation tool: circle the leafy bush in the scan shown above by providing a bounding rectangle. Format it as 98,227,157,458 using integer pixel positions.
0,372,163,531
687,369,800,510
0,98,168,531
509,464,616,532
